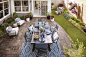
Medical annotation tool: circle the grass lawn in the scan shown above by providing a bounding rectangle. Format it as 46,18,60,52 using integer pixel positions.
52,8,86,56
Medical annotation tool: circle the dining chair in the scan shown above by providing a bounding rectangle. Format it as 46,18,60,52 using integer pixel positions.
55,25,58,31
24,31,32,47
38,18,42,22
50,26,56,33
52,31,59,49
35,43,49,57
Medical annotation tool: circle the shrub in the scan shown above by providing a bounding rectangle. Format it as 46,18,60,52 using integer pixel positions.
63,13,71,19
71,20,76,24
63,39,85,57
71,17,77,20
4,23,9,28
63,10,69,14
28,12,33,17
6,18,14,23
51,3,54,6
13,12,18,18
75,19,80,23
58,3,63,7
12,21,17,24
0,30,3,37
68,19,73,22
20,15,25,20
0,26,5,31
79,22,85,26
75,23,81,29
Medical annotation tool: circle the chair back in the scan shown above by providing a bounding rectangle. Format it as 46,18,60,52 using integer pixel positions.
38,18,42,22
55,25,58,30
24,31,32,42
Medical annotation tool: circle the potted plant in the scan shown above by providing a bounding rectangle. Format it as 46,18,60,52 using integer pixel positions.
50,15,54,21
20,15,25,20
4,23,9,28
12,21,17,27
25,15,30,21
46,12,51,19
51,3,54,9
13,12,18,18
28,12,33,20
0,24,5,31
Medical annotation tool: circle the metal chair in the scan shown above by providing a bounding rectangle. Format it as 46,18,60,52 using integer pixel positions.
55,25,58,31
38,18,42,22
52,31,59,49
50,26,59,49
24,31,32,47
35,43,49,57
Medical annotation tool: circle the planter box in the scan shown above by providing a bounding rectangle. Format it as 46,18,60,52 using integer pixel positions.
47,16,50,19
13,23,18,28
68,20,86,34
51,18,54,21
26,18,30,22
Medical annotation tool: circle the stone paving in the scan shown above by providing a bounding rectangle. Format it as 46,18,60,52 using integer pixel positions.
0,17,71,57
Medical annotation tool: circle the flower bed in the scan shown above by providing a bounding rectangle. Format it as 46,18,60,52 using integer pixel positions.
63,11,86,34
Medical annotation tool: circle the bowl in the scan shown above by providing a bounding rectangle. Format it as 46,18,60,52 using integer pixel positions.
33,33,40,39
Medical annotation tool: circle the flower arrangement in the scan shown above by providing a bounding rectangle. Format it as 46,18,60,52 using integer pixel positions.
71,9,76,14
73,3,77,7
58,3,63,7
50,15,54,19
68,2,72,5
25,15,29,18
68,2,77,14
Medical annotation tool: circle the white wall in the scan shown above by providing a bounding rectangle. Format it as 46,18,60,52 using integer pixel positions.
51,0,63,7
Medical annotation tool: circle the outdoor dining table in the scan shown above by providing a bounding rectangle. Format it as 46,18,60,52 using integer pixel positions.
31,22,52,51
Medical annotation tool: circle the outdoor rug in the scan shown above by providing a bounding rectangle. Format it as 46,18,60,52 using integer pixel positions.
20,41,64,57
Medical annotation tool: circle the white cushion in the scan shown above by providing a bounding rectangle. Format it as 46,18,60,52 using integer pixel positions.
9,30,16,36
6,27,19,36
15,18,21,22
17,20,25,25
28,25,34,31
7,26,12,32
26,18,29,21
53,32,59,40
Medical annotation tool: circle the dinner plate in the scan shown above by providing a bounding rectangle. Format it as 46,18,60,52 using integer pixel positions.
39,38,45,43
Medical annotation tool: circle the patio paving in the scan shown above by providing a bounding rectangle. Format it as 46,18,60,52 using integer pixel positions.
0,17,71,57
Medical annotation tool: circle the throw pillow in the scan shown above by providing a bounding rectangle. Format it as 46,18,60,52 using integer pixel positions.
53,32,59,40
28,25,34,31
7,26,12,32
15,18,21,22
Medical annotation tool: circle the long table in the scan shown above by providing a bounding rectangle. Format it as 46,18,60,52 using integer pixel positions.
31,22,52,51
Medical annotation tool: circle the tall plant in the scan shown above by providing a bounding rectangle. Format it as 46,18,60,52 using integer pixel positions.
13,12,18,18
28,12,33,17
51,3,54,6
46,12,51,16
63,39,85,57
